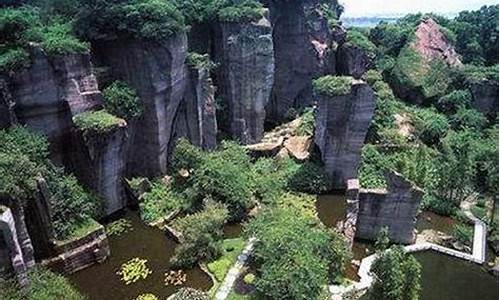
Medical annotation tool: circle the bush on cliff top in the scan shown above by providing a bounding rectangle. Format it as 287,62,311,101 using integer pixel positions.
103,81,143,120
346,28,377,57
174,0,263,23
313,75,353,97
76,0,185,41
73,110,123,135
186,52,217,70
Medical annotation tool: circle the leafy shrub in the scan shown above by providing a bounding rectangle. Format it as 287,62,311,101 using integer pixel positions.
449,107,487,130
313,75,353,97
26,21,88,55
245,207,350,300
0,267,84,300
251,157,286,204
411,107,450,145
437,90,472,114
171,201,228,267
243,273,255,284
217,0,264,22
286,161,331,194
206,238,245,281
76,0,186,41
0,46,30,73
73,110,123,135
346,28,377,57
358,145,391,188
275,192,317,221
47,169,101,239
103,81,142,120
295,107,315,136
186,52,216,70
173,0,219,23
140,180,183,223
364,69,383,85
170,138,205,173
453,224,473,246
136,294,158,300
421,193,457,216
368,246,421,300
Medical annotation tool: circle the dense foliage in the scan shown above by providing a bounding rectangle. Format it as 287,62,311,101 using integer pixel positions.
313,75,353,97
0,267,84,300
102,81,142,120
0,127,100,239
139,179,184,223
368,246,421,300
73,110,123,135
170,200,228,267
245,206,350,300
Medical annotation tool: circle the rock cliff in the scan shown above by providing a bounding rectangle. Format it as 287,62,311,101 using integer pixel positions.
469,79,499,118
355,172,423,244
265,0,342,122
336,43,373,79
92,35,188,177
213,17,274,144
315,79,376,189
174,65,217,150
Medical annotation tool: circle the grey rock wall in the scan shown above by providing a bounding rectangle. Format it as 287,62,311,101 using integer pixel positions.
336,44,373,79
315,80,376,189
174,66,217,150
213,18,274,144
355,172,423,244
469,80,499,119
265,0,342,122
93,35,188,177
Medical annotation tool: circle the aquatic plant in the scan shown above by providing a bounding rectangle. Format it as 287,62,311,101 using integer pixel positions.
116,258,152,285
136,293,158,300
164,270,187,286
105,219,132,237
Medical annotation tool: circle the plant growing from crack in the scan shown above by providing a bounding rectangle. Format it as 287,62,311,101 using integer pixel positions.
116,258,152,285
136,293,158,300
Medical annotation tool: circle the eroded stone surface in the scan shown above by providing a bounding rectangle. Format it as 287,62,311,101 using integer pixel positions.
469,80,499,118
337,44,373,79
315,81,376,189
355,172,423,244
213,18,274,144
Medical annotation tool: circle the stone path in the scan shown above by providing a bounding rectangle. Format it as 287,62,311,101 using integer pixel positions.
214,238,255,300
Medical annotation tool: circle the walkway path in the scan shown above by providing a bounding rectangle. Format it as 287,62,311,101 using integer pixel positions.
214,238,255,300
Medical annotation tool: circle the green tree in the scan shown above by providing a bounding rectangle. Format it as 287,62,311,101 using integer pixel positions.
102,81,142,120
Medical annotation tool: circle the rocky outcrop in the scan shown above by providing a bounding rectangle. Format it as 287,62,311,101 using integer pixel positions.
174,65,217,150
265,0,343,122
213,17,274,144
412,18,462,67
92,35,188,177
337,43,373,79
469,80,499,118
0,206,33,287
355,172,423,244
315,80,376,189
0,77,16,128
42,222,109,274
338,179,360,248
75,122,129,215
4,46,103,165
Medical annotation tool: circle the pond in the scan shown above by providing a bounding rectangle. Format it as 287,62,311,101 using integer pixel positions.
416,211,457,235
413,250,499,300
69,210,212,300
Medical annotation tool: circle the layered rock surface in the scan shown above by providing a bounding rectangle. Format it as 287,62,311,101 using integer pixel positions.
315,80,376,188
469,79,499,118
337,43,373,79
213,17,274,144
93,34,188,177
174,65,217,150
265,0,342,122
355,172,424,244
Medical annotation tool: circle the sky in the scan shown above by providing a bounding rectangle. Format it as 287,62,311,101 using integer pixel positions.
340,0,499,17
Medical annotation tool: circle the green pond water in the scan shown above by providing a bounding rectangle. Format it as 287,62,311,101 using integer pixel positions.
414,250,499,300
69,210,212,300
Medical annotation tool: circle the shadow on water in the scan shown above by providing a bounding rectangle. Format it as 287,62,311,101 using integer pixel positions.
413,250,499,300
69,210,212,300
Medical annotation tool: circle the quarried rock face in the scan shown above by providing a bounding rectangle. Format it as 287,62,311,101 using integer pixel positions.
337,44,373,79
355,172,423,244
412,17,462,67
469,80,499,118
93,34,188,177
213,17,274,144
75,122,129,215
5,47,103,165
315,80,376,189
174,66,217,150
0,207,33,287
265,0,342,122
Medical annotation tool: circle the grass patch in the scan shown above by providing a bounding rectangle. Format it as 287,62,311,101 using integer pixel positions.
207,237,245,282
313,75,353,97
73,110,123,134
